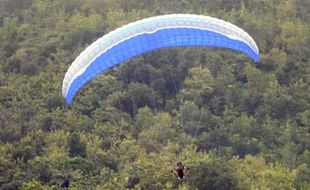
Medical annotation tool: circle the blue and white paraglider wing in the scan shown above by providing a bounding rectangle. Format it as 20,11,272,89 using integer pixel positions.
62,14,260,104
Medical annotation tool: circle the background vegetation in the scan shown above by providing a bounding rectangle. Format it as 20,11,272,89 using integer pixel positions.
0,0,309,189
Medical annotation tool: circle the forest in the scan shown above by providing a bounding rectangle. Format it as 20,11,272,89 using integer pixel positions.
0,0,309,189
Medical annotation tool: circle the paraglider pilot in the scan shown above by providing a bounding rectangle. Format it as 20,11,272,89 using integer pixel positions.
171,161,190,180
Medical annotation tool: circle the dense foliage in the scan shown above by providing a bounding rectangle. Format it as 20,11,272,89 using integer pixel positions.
0,0,309,189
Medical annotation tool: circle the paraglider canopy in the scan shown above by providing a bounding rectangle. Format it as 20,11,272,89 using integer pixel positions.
62,14,260,104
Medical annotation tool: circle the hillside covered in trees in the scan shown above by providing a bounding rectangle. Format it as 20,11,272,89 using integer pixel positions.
0,0,309,189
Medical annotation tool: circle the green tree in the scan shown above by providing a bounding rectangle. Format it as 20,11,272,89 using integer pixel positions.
68,133,86,158
180,67,214,106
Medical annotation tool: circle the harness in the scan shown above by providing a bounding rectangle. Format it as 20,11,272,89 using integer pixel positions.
176,166,185,178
